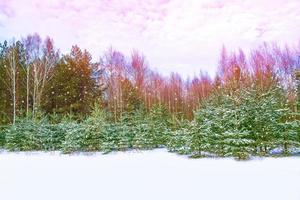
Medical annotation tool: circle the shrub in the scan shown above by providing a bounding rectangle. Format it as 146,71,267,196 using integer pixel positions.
5,118,42,151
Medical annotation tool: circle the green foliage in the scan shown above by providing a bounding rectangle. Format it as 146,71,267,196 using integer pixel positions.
222,130,254,160
132,122,154,149
167,128,191,155
188,85,299,159
0,40,27,124
42,46,100,117
4,117,65,151
61,122,86,153
1,86,300,160
62,106,107,153
101,123,122,153
120,78,142,113
0,125,7,148
117,124,133,151
82,105,106,151
5,118,42,151
149,105,172,147
276,112,300,154
39,122,65,151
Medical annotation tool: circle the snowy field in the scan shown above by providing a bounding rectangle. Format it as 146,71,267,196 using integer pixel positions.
0,149,300,200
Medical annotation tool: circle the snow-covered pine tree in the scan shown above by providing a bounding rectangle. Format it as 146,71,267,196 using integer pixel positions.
117,122,132,151
38,122,63,151
233,85,290,157
188,120,210,157
132,122,154,149
149,104,172,147
61,105,108,153
167,128,191,155
61,121,85,153
166,119,190,154
190,90,236,157
221,93,255,159
223,129,254,159
5,118,42,151
190,86,257,159
131,109,155,149
101,123,120,153
82,104,106,151
275,106,300,155
277,120,300,155
243,86,284,155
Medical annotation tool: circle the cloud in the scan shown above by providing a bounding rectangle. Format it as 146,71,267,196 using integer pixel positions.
0,0,300,78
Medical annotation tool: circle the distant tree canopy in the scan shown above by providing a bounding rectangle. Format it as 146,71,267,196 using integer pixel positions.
0,34,300,125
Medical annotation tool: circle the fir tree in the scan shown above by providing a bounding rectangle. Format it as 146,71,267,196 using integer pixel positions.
101,123,120,153
42,46,100,117
167,127,191,155
149,104,172,147
132,114,155,150
5,118,42,151
82,105,106,151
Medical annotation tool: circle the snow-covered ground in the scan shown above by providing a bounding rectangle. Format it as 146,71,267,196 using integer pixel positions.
0,149,300,200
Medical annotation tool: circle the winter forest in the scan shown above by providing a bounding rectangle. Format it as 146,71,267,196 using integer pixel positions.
0,33,300,159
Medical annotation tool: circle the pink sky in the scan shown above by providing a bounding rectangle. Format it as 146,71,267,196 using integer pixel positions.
0,0,300,77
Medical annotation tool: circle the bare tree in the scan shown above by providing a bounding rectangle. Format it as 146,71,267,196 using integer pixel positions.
4,41,17,124
23,34,58,117
36,37,58,111
23,33,41,116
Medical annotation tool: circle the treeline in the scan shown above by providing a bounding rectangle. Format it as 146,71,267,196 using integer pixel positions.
0,33,213,123
0,33,300,159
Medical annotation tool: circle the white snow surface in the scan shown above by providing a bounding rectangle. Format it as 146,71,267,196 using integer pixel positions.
0,149,300,200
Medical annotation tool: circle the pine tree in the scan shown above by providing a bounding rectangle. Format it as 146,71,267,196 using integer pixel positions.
81,104,106,151
61,121,85,153
167,127,191,155
117,114,133,151
42,46,100,117
149,104,172,147
39,120,64,151
101,123,120,153
131,110,155,149
5,118,42,151
275,106,300,155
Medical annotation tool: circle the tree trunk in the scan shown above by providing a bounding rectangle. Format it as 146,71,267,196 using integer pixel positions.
26,66,30,117
12,53,16,124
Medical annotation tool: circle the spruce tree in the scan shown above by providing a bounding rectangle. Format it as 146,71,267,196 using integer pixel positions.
167,125,191,155
82,105,106,151
131,109,154,149
5,118,42,151
42,46,100,117
149,104,172,147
